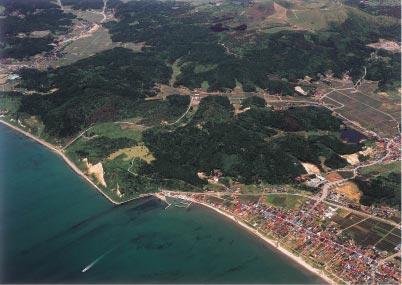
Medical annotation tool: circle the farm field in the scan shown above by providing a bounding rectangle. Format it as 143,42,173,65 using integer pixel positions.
332,212,401,252
318,80,401,138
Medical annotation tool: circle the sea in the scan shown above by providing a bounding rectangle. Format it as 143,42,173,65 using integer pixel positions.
0,124,322,284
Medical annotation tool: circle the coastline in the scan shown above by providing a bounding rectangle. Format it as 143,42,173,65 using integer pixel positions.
1,119,335,284
162,194,337,285
0,119,123,205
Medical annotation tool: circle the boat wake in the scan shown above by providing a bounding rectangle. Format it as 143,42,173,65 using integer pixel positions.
81,248,114,273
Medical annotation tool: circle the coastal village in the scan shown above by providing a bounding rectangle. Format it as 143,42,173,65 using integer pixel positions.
157,189,401,285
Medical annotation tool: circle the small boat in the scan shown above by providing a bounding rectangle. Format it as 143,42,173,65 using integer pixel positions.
81,248,113,273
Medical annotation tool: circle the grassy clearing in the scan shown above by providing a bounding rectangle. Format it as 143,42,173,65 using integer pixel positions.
70,9,104,23
265,194,308,209
237,194,260,204
201,81,209,90
53,27,143,67
53,27,115,67
204,183,226,192
372,224,390,237
236,183,261,194
20,115,45,137
65,145,87,170
289,7,349,30
359,161,401,177
321,78,400,137
0,96,21,114
194,64,217,74
108,144,155,163
169,59,182,86
89,122,143,141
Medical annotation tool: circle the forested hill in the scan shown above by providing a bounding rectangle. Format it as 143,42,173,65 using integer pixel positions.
104,0,400,92
141,96,361,187
0,0,75,59
2,0,399,141
2,0,395,197
18,48,172,137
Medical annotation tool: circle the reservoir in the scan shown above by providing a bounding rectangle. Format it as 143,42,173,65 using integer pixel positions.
0,124,321,283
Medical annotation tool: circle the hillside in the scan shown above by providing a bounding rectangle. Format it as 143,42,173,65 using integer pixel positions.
0,0,400,200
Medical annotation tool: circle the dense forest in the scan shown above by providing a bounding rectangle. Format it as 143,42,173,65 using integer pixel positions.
344,0,401,18
1,0,396,194
105,0,401,92
2,0,399,89
236,105,343,133
355,173,401,210
62,0,104,10
59,95,361,192
17,48,172,137
0,0,75,59
141,96,360,186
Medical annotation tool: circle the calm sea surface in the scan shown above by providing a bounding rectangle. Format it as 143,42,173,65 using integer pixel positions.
0,124,322,284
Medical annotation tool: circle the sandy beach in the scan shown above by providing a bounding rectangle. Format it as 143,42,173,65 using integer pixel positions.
159,193,338,285
0,119,123,204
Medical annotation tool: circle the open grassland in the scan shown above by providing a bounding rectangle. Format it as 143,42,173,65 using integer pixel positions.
195,0,354,33
359,161,401,177
288,5,349,31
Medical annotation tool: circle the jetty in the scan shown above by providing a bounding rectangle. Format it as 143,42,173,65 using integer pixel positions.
153,192,192,209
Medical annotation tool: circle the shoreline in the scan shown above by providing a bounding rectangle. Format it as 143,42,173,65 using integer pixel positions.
0,119,124,205
1,119,335,284
160,194,337,285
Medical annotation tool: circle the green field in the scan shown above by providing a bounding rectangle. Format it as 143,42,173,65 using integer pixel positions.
359,161,401,177
89,122,143,140
0,95,21,114
265,194,309,210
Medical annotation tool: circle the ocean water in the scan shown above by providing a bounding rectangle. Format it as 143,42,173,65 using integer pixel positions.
0,124,322,284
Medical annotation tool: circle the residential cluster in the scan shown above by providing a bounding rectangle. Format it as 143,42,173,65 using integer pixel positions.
167,191,401,285
380,135,401,163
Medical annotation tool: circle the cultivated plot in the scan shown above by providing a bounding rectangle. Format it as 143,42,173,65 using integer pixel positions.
319,80,400,138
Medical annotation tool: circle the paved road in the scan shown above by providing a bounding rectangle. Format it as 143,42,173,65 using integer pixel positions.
166,96,193,125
